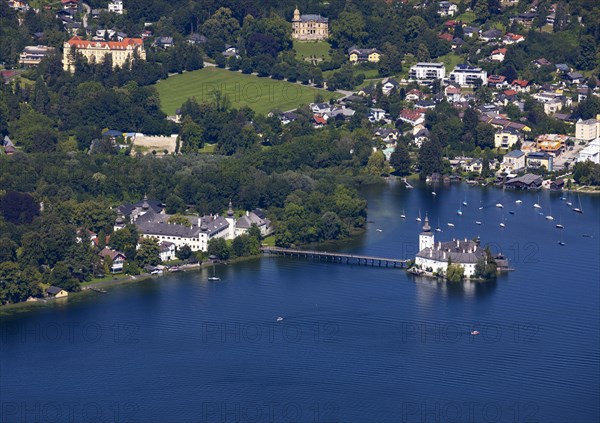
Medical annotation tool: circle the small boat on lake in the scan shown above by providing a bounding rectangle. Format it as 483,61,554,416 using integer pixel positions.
276,316,284,322
400,210,406,219
573,194,583,213
500,222,505,228
515,200,523,205
208,264,220,281
496,203,503,208
471,330,480,336
447,223,455,227
475,221,482,225
416,209,422,222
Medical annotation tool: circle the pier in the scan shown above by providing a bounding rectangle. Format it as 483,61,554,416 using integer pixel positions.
260,247,409,268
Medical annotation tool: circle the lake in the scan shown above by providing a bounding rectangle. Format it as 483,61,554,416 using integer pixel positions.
1,181,598,423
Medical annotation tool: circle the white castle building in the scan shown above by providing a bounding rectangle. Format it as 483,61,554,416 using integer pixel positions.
114,198,272,252
414,215,485,278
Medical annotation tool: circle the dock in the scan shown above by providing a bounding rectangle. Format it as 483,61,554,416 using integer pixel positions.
402,178,413,189
89,287,108,294
260,247,409,268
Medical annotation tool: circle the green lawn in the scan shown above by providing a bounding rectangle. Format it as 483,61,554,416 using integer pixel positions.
455,11,476,23
293,40,331,61
437,52,464,72
155,67,337,116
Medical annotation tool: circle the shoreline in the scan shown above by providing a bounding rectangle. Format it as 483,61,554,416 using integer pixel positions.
0,257,259,317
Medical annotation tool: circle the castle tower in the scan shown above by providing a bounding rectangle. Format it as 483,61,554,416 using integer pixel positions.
419,214,434,251
225,200,236,239
293,6,301,22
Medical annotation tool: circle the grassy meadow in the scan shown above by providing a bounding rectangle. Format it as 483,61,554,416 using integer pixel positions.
155,67,338,115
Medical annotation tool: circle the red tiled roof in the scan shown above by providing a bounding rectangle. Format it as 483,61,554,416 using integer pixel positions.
503,89,518,96
492,48,507,55
488,75,506,83
512,79,529,87
439,33,453,41
399,109,426,122
66,36,143,50
313,115,327,124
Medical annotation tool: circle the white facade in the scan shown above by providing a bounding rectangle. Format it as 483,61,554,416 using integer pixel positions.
449,65,487,87
578,139,600,164
408,62,446,81
108,0,124,14
575,118,600,141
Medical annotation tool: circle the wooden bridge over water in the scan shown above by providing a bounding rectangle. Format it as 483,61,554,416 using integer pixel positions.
260,247,409,268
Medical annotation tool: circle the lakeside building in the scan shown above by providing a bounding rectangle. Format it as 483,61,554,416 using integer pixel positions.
578,138,600,164
114,198,271,253
526,152,553,172
414,216,485,278
62,36,146,72
291,7,328,41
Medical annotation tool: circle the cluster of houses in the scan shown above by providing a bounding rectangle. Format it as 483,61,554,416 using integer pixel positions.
93,198,273,273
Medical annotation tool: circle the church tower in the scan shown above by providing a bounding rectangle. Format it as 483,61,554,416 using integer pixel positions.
225,200,236,239
419,214,434,251
293,6,301,22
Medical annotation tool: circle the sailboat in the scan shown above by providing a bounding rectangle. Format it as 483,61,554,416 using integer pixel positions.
416,210,422,222
400,210,406,219
435,219,442,232
475,221,482,225
555,216,564,229
462,194,468,207
545,203,554,220
566,192,573,207
447,222,455,227
495,203,503,208
208,264,220,281
432,191,437,196
558,231,565,246
515,199,523,205
457,203,463,216
573,194,583,213
533,195,542,209
499,212,506,228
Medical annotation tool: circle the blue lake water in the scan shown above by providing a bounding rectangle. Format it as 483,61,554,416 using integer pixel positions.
1,181,599,423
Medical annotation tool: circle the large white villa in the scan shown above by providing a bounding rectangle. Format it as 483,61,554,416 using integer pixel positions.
414,215,486,278
114,198,272,252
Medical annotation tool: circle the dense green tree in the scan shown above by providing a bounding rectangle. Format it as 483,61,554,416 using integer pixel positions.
136,237,161,266
0,191,39,225
389,142,412,176
207,237,230,260
418,139,443,179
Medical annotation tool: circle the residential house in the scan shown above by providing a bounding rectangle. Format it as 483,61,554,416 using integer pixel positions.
413,126,430,148
577,139,600,164
550,179,565,190
61,0,79,12
444,84,463,102
159,241,176,262
490,48,507,62
533,58,552,68
464,159,483,174
187,34,208,45
408,62,446,81
280,111,299,125
2,136,16,155
463,27,480,38
504,173,542,190
405,89,423,102
512,12,536,27
310,103,331,114
449,64,487,87
526,152,553,171
488,75,508,89
347,46,382,64
381,78,400,95
415,100,436,109
565,72,584,84
369,108,388,123
374,128,399,144
480,29,502,42
501,149,526,173
502,33,524,45
18,45,55,67
8,1,30,12
510,79,530,93
555,64,570,73
439,33,453,42
153,37,174,49
46,286,69,298
108,0,124,14
312,115,327,127
397,109,426,126
358,85,376,97
99,247,127,273
494,127,523,149
532,92,569,115
438,1,458,16
575,118,600,141
222,46,239,58
577,87,589,103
